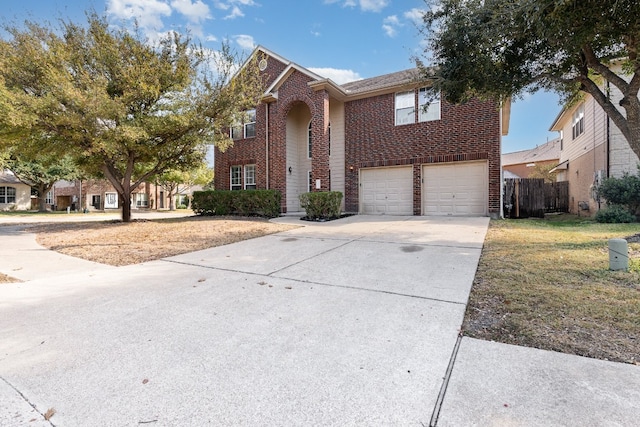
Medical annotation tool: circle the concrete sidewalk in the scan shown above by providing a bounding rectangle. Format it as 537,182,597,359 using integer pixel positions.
0,215,638,426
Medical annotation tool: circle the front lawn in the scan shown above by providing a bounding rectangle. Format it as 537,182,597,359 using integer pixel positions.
466,215,640,365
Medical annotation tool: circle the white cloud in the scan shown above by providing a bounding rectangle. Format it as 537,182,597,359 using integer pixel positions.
360,0,388,12
308,67,362,85
310,30,321,37
382,15,400,37
106,0,172,32
224,5,244,19
170,0,211,23
324,0,387,12
404,8,426,25
205,34,218,42
233,34,255,50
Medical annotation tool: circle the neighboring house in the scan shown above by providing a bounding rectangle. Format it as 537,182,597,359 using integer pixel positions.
0,170,32,211
502,138,561,178
52,180,178,211
550,74,640,214
214,47,509,217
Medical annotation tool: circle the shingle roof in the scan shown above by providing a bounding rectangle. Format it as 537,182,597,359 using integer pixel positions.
0,170,23,185
341,68,421,94
502,137,561,166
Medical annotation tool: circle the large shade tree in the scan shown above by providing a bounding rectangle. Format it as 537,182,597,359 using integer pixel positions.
418,0,640,161
0,14,263,221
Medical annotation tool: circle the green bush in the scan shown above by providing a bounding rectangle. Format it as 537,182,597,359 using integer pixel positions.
191,190,281,218
597,168,640,217
594,205,636,223
299,191,343,220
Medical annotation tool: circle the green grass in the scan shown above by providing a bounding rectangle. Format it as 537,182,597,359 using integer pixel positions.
465,215,640,365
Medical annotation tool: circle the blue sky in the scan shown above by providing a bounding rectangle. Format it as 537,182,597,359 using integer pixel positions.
4,0,561,153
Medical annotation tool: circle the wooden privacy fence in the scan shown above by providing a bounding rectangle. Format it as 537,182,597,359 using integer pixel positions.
504,179,569,218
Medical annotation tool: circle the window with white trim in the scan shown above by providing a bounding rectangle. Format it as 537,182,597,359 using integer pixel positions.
45,191,53,205
244,164,256,189
231,165,242,190
0,186,16,204
134,192,148,208
230,109,256,139
395,91,415,125
419,88,441,122
572,104,584,139
244,109,256,138
307,121,312,159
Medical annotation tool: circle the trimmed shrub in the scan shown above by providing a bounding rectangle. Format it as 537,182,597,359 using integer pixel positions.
594,205,636,223
597,169,640,218
192,190,281,218
299,191,343,220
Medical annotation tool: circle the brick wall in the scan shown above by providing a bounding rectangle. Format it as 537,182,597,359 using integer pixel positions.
215,53,502,216
344,94,501,215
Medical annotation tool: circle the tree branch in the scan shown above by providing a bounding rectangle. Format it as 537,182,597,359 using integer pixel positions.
581,44,629,93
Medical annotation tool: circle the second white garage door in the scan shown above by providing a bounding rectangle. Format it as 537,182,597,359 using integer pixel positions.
422,161,488,216
360,166,413,215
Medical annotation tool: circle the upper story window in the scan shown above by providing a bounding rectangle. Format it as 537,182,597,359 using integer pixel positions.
230,109,256,140
419,88,441,122
0,186,16,204
572,104,584,139
395,91,415,125
244,164,256,190
230,165,242,190
308,121,312,159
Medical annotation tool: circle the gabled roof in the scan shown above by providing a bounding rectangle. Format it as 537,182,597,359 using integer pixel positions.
0,170,25,185
252,46,428,102
502,137,561,166
342,69,420,94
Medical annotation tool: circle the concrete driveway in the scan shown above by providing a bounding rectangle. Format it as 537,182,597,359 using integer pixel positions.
0,215,488,426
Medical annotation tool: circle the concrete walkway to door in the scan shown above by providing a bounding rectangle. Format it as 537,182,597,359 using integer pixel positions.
0,214,638,426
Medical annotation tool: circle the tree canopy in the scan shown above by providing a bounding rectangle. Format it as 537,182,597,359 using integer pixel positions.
419,0,640,161
0,13,263,221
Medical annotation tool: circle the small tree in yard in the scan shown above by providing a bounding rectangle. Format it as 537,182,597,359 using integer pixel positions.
5,154,79,212
0,14,263,222
157,164,214,211
419,0,640,161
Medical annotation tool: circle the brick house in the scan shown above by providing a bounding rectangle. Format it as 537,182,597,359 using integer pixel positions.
549,65,640,215
502,138,561,179
52,180,188,211
214,47,509,217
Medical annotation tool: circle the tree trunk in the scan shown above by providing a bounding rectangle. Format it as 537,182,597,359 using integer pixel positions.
38,183,48,212
169,189,175,211
121,180,132,223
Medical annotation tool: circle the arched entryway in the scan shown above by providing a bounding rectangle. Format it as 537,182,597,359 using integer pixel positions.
286,102,312,212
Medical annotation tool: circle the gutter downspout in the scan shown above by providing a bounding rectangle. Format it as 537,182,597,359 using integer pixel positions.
265,103,270,190
606,80,611,178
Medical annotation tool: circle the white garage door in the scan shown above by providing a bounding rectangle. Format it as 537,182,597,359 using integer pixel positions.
423,161,488,216
360,166,413,215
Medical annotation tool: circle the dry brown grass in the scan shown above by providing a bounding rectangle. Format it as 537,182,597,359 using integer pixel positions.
0,272,20,283
465,215,640,365
30,216,297,266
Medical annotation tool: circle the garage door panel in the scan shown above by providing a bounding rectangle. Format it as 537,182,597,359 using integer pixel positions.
423,161,487,216
360,167,413,215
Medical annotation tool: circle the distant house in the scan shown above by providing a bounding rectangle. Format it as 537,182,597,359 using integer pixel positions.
0,170,32,211
214,46,510,217
502,138,561,179
51,179,197,211
550,73,640,214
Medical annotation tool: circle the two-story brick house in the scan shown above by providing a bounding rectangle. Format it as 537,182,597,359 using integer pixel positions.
214,47,509,217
